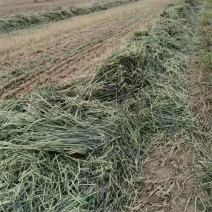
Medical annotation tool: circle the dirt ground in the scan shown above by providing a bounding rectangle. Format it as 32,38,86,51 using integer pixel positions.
0,0,171,99
141,53,212,212
142,140,204,212
0,0,111,16
141,52,211,212
186,55,212,130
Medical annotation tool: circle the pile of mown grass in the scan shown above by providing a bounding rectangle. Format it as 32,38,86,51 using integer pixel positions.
0,0,199,211
0,0,139,34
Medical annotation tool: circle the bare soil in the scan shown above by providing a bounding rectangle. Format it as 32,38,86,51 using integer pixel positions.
142,140,204,212
187,56,212,128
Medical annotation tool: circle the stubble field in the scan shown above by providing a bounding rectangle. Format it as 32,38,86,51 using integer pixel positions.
1,0,211,211
0,0,115,16
0,0,170,99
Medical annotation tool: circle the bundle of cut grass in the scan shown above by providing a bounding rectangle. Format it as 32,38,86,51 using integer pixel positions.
0,92,117,154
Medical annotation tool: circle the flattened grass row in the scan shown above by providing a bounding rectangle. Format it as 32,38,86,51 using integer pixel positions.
0,0,139,34
0,1,198,211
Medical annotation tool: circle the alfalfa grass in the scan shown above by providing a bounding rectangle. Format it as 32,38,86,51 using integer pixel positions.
0,0,200,211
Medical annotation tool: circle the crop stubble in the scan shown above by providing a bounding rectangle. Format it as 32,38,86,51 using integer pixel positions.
0,0,171,99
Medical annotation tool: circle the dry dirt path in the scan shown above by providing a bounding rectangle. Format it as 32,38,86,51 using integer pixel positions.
187,56,212,128
0,0,171,98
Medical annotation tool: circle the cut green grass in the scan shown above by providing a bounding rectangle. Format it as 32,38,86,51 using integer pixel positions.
0,0,201,211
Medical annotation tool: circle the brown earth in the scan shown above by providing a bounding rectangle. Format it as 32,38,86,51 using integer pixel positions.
187,56,212,128
141,52,212,212
141,50,212,211
141,140,204,212
0,0,171,99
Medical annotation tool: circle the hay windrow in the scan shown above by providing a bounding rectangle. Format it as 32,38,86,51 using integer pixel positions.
0,0,139,34
0,0,201,211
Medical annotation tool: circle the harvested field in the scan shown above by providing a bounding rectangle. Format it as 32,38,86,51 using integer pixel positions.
0,0,211,211
0,0,170,99
0,0,115,16
0,0,140,33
